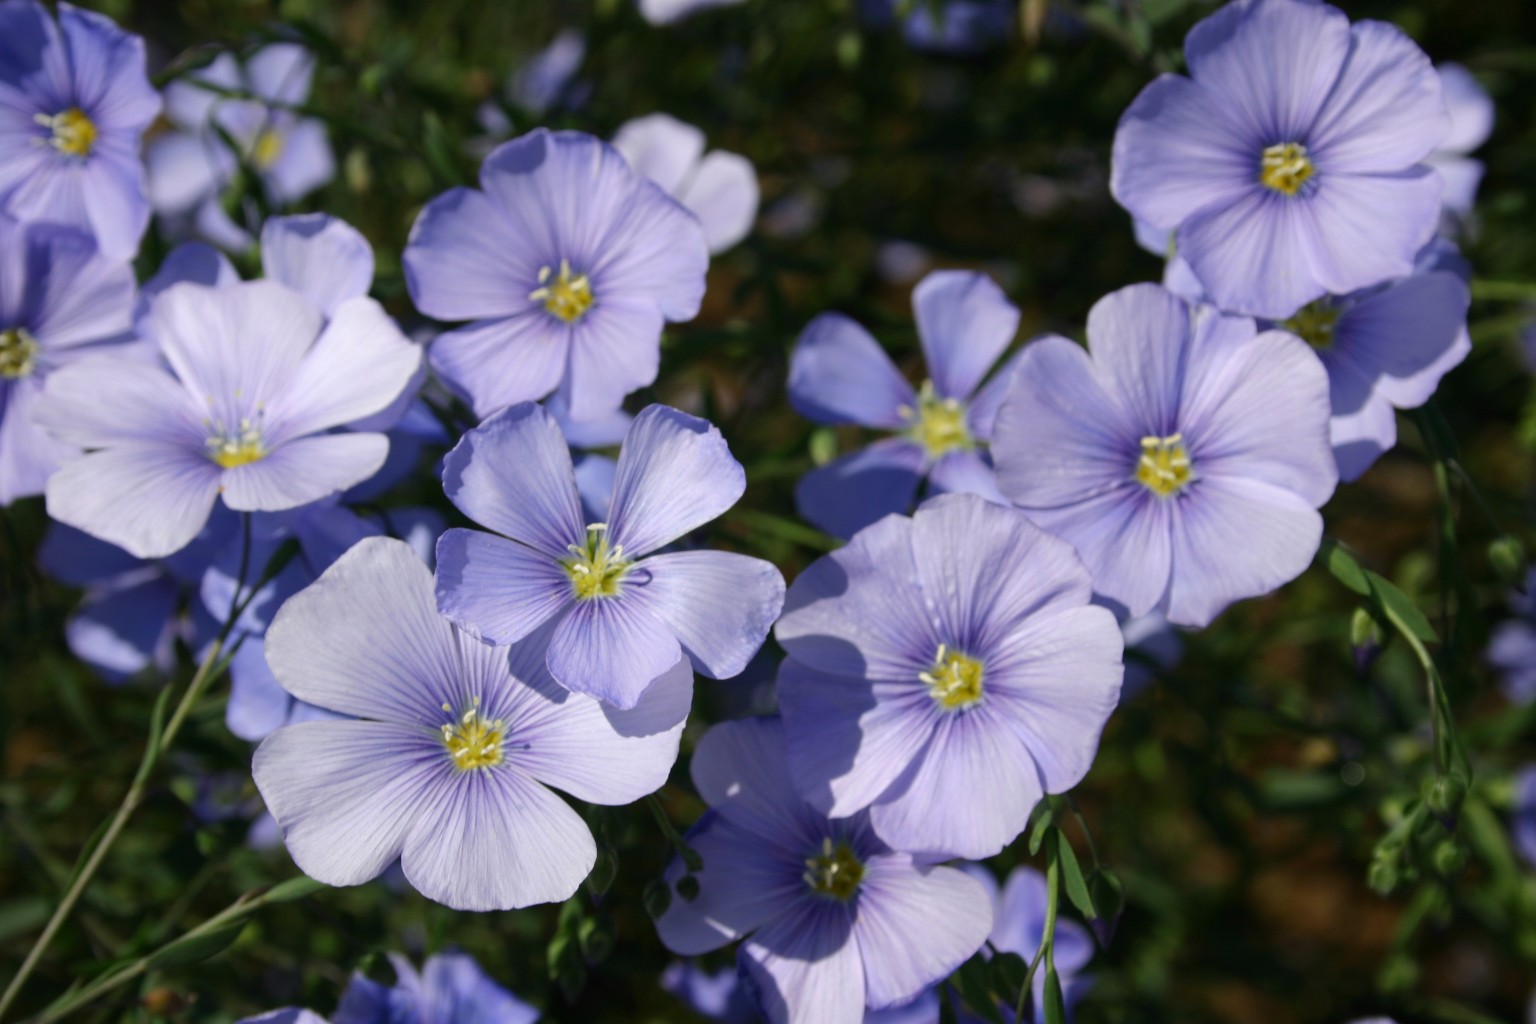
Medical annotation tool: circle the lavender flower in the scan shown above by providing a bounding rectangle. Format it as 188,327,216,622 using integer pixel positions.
655,716,993,1024
509,29,586,116
436,402,784,709
964,864,1095,1022
1488,568,1536,706
776,493,1123,858
993,283,1337,628
404,129,708,422
238,1012,330,1024
663,962,940,1024
638,0,747,26
1111,0,1448,318
1513,766,1536,870
0,215,136,505
37,276,421,558
0,0,160,259
789,270,1020,539
334,951,539,1024
613,114,758,254
1428,64,1493,219
147,45,335,251
254,537,693,910
860,0,1014,55
1277,241,1470,481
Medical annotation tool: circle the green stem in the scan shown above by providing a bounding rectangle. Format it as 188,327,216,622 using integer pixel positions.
1017,835,1063,1023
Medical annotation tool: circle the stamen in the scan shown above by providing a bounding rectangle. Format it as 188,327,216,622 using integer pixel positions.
902,380,972,460
803,837,865,901
206,416,267,469
1281,300,1341,350
0,327,40,379
1135,433,1193,497
35,108,97,158
530,259,595,323
441,695,506,771
921,644,985,711
561,523,632,600
252,128,285,169
1260,142,1314,196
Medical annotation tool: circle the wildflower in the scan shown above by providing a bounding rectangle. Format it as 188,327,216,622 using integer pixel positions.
436,402,784,708
0,215,137,504
254,538,693,910
776,493,1123,858
1488,567,1536,705
993,283,1337,627
0,0,160,259
333,951,540,1024
789,270,1020,539
404,129,708,421
638,0,747,26
962,864,1095,1022
613,114,758,253
1111,0,1448,318
1428,64,1493,219
146,45,335,250
1512,766,1536,869
655,716,993,1024
37,277,421,558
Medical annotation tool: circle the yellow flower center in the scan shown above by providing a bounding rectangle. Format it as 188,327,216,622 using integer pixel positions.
902,381,972,460
1260,142,1314,196
252,128,285,169
1135,433,1193,497
0,327,40,379
561,523,632,600
804,837,864,902
440,697,505,771
1281,300,1341,350
920,643,985,711
206,418,266,469
530,259,595,323
36,108,97,158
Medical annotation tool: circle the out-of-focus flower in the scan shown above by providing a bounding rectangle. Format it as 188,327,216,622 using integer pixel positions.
37,277,420,558
333,951,540,1024
436,402,784,709
860,0,1014,55
147,45,335,251
510,29,586,115
655,716,992,1024
776,494,1123,858
254,537,692,910
0,215,136,504
237,1011,331,1024
1515,767,1536,870
0,0,160,259
1427,63,1493,220
961,864,1095,1022
663,961,941,1023
789,270,1020,539
994,283,1337,627
404,129,708,422
1119,609,1182,699
638,0,747,26
613,114,758,254
1488,568,1536,705
1111,0,1448,318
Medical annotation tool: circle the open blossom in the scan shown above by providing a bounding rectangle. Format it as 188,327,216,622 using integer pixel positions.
1487,567,1536,706
1428,64,1494,219
436,402,784,709
254,538,693,910
993,283,1337,628
1111,0,1448,319
613,114,758,254
0,215,136,504
1513,766,1536,870
147,44,335,250
0,1,160,260
404,129,708,422
789,270,1020,539
37,276,421,558
961,864,1095,1023
638,0,746,25
776,493,1122,858
333,951,539,1024
655,716,992,1024
239,1012,329,1024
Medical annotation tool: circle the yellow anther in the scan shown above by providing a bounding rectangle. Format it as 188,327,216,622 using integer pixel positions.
903,380,972,460
206,417,266,469
36,108,97,157
920,644,985,711
441,697,505,771
561,523,631,600
529,259,595,323
1135,433,1193,497
804,837,864,901
1281,300,1341,350
0,327,40,379
1260,142,1314,196
252,128,285,169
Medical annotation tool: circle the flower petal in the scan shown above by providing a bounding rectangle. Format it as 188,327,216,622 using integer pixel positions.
429,312,569,420
740,901,864,1024
913,271,1019,402
794,439,926,542
612,113,705,195
691,716,824,843
607,405,745,557
855,859,992,1009
404,186,530,321
678,149,759,254
260,214,374,318
562,296,663,421
638,550,785,680
434,529,572,646
788,313,914,429
545,592,681,709
45,442,222,559
1309,19,1448,174
221,433,388,512
655,811,802,956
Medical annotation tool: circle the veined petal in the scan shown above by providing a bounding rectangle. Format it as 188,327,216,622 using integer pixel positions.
912,270,1019,402
740,901,864,1024
221,433,388,512
788,313,915,429
794,439,926,542
260,214,374,318
45,442,222,559
656,811,803,956
434,528,572,646
545,592,681,709
607,405,745,557
855,859,992,1009
1309,19,1448,174
638,550,785,680
429,312,569,421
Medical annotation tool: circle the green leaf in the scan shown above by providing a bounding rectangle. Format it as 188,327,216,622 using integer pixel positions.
145,921,248,970
1027,801,1059,856
1319,538,1370,595
1042,967,1067,1024
258,876,328,904
1054,834,1097,921
1365,570,1439,643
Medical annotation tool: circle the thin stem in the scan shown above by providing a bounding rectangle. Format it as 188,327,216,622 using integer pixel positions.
1017,835,1064,1023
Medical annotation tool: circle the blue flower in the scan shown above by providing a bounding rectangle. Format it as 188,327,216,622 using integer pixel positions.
334,951,539,1024
638,0,746,26
613,114,758,254
147,45,335,251
0,0,160,259
993,283,1337,627
1427,64,1493,220
0,214,137,505
435,402,785,709
789,270,1021,539
655,716,993,1024
959,864,1095,1023
1487,568,1536,706
1111,0,1449,318
404,129,709,422
776,493,1123,858
1513,766,1536,870
237,1011,330,1024
254,538,693,910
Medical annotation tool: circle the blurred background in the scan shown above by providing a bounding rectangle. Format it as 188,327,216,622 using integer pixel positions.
3,0,1536,1021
